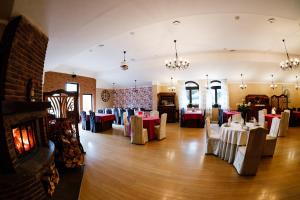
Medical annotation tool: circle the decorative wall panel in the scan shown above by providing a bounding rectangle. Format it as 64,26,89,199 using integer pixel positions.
113,87,152,110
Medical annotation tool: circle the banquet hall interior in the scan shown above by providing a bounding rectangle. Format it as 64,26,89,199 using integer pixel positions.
0,0,300,199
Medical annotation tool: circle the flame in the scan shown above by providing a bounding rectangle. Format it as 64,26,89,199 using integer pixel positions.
13,126,36,155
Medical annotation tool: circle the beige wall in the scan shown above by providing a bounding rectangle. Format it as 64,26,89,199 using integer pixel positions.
43,71,96,112
228,83,300,110
155,82,300,111
152,85,158,110
96,88,113,110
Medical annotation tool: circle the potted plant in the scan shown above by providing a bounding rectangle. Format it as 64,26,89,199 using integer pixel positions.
238,102,251,125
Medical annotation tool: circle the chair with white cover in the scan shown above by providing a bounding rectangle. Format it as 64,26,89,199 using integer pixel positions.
233,127,267,176
123,112,130,137
278,111,290,137
232,113,242,123
154,113,167,140
131,116,148,144
211,108,219,123
262,117,280,156
150,110,159,117
205,117,220,155
258,109,267,128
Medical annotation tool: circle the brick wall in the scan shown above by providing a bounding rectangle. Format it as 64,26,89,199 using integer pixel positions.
43,71,96,112
0,174,48,200
0,16,48,102
0,15,49,173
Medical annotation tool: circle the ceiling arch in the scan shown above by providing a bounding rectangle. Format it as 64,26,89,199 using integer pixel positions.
12,0,300,87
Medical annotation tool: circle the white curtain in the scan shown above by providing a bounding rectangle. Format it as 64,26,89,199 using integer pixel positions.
219,79,230,110
176,80,188,110
199,79,229,115
199,80,212,116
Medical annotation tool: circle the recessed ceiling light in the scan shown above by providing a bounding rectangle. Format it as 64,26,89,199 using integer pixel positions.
224,48,236,52
98,44,104,47
267,18,276,23
234,16,240,20
172,20,181,25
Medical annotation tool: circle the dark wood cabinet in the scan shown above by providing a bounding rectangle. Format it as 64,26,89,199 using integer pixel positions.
157,92,176,123
245,95,270,120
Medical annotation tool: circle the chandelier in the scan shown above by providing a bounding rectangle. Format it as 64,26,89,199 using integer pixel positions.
168,77,176,92
239,73,247,90
165,40,190,70
280,39,299,71
270,74,277,90
120,50,128,70
296,76,300,90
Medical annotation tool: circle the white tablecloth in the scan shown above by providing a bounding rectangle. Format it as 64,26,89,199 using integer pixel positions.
217,122,261,163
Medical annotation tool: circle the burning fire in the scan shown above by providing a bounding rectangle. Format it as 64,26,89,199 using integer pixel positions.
13,126,36,154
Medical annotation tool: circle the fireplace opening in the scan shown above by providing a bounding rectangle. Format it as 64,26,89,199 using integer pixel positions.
12,121,38,157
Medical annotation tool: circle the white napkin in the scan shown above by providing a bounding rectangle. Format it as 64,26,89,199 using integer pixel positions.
253,117,258,126
253,117,257,123
228,117,232,125
240,118,244,124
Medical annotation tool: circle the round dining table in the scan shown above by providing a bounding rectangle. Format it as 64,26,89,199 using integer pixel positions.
223,111,240,123
142,117,160,140
218,122,261,163
129,116,160,140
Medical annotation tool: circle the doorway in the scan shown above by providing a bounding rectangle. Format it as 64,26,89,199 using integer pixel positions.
82,94,92,112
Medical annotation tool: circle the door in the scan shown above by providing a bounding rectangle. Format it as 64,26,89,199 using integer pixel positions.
82,94,92,112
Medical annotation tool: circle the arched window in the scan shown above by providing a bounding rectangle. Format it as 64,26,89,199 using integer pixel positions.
185,81,199,107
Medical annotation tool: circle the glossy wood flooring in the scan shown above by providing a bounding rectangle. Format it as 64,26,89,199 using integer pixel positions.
78,124,300,200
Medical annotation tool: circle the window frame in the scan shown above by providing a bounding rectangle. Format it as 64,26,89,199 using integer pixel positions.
185,81,199,107
65,82,79,93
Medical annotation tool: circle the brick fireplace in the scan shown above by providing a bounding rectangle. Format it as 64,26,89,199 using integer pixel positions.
0,16,58,199
12,120,38,157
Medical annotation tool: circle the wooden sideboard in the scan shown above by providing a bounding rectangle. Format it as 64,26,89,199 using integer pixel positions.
157,92,176,123
245,94,270,120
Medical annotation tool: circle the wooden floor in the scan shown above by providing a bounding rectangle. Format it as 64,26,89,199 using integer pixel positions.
78,123,300,200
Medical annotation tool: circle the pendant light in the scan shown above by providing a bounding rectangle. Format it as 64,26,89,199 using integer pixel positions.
280,39,299,71
165,40,190,70
205,74,209,90
270,74,277,90
112,83,116,94
120,50,128,70
239,74,247,90
134,80,138,92
295,76,300,90
168,77,176,92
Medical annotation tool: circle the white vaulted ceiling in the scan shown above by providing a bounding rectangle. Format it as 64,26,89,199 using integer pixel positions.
12,0,300,87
